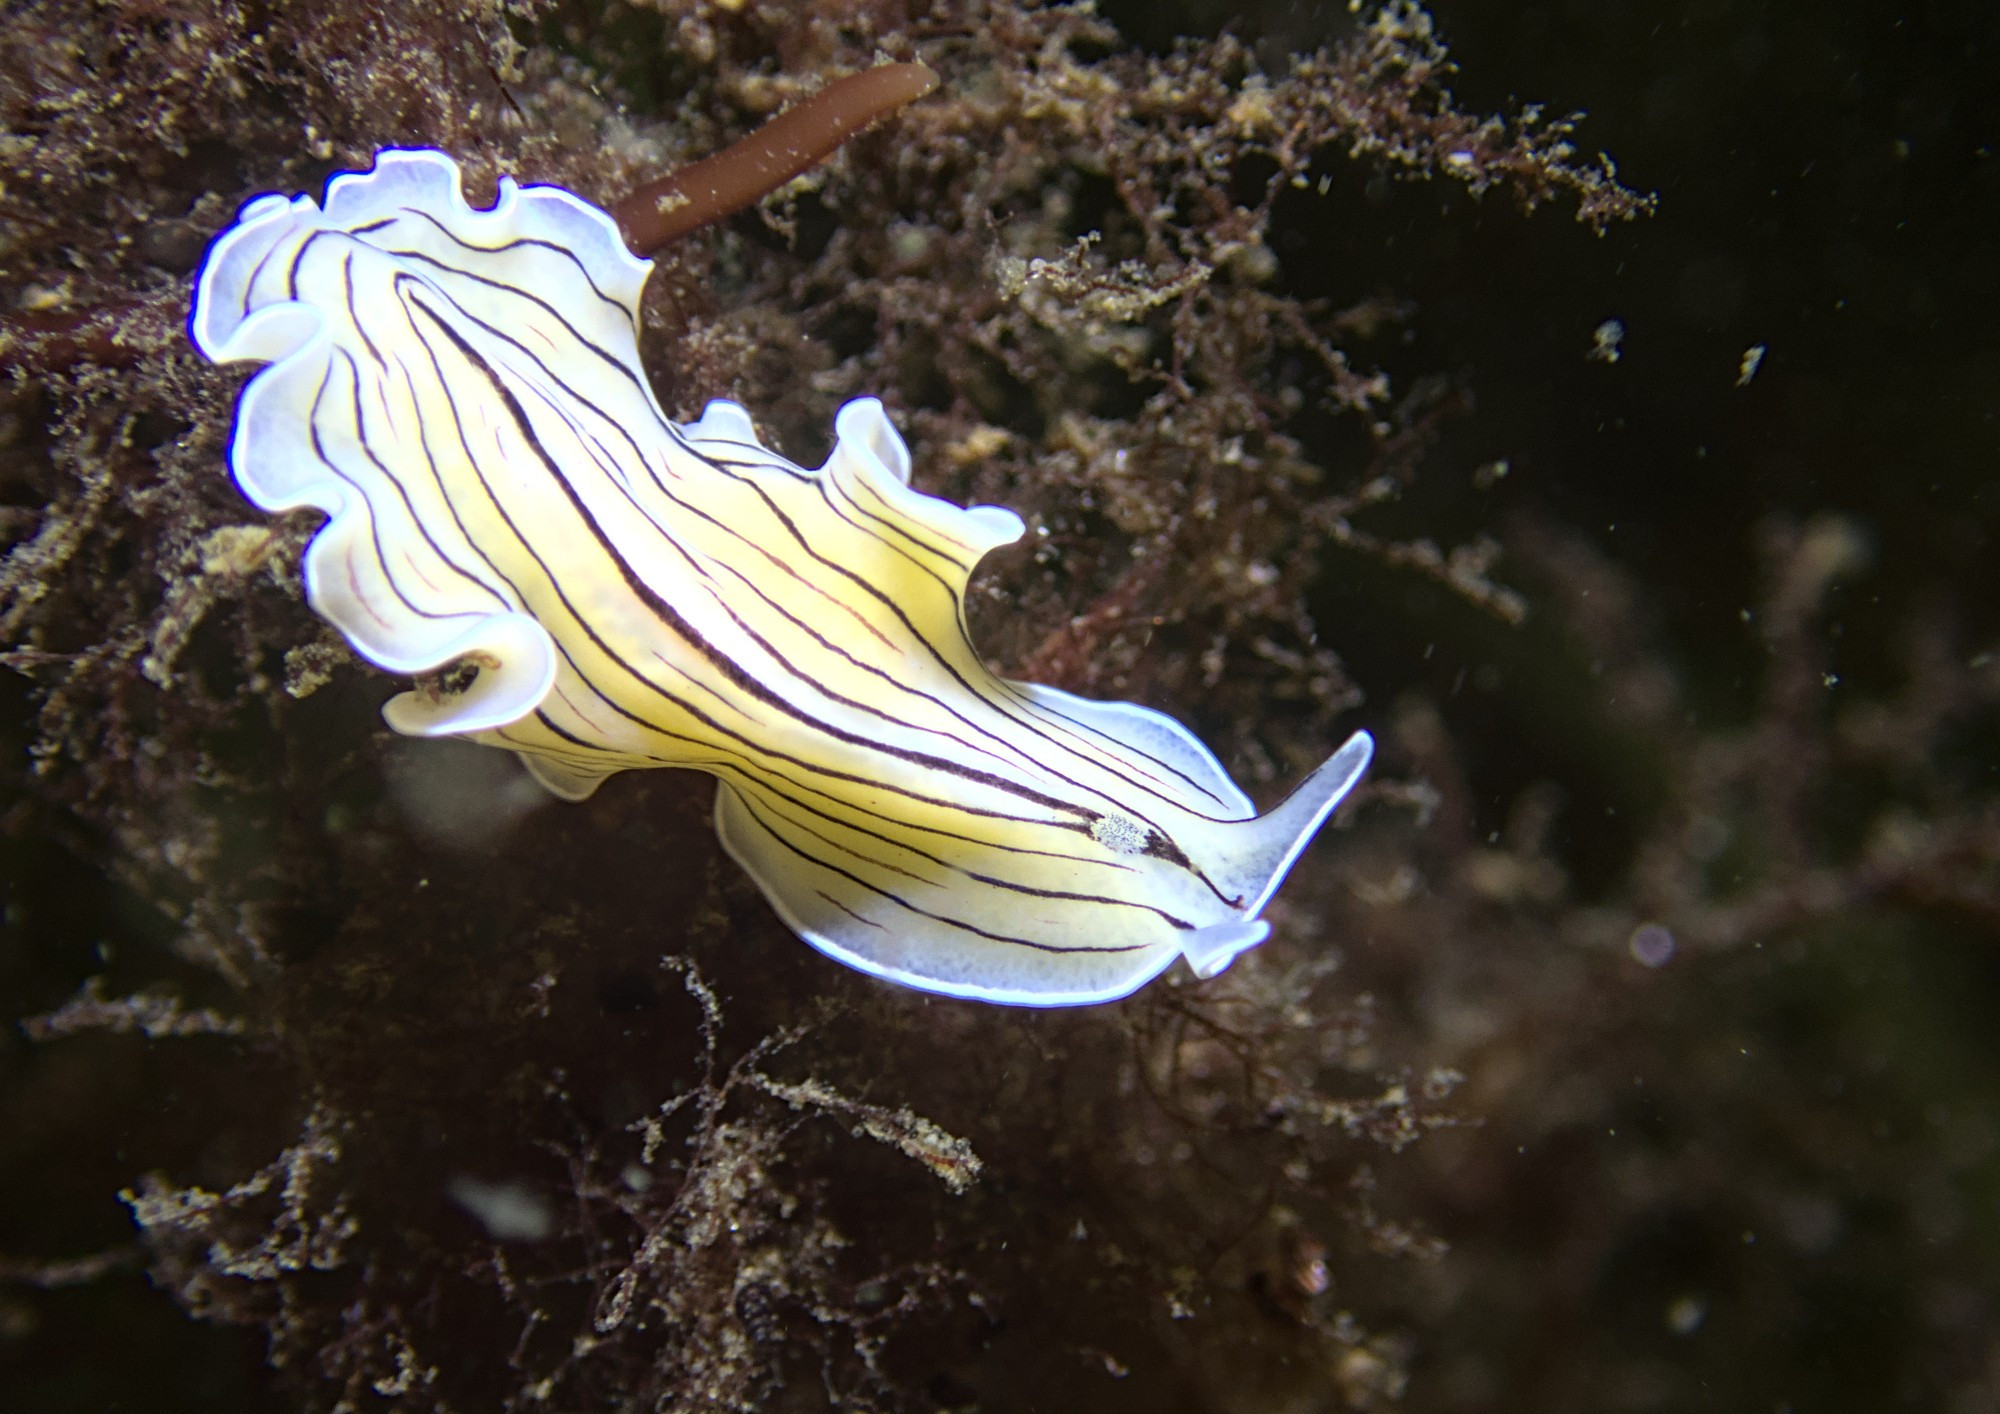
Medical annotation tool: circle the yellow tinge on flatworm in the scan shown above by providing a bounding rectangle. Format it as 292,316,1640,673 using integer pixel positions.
189,149,1372,1006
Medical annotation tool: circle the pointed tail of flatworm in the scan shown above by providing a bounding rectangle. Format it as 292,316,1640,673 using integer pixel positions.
1179,729,1375,978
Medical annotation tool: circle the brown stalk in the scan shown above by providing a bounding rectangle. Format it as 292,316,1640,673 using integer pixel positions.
612,61,938,256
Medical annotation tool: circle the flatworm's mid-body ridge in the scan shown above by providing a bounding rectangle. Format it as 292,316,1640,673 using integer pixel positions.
189,149,1372,1006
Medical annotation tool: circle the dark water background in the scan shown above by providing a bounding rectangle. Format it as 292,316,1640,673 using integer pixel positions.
1178,0,2000,1407
1221,2,2000,1406
1114,0,1998,793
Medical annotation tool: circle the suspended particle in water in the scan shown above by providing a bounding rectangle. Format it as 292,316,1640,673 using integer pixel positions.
1628,922,1676,968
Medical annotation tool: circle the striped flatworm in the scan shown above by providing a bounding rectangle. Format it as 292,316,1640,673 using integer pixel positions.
189,149,1372,1006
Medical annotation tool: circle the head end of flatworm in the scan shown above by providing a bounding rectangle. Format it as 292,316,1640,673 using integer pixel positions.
187,148,641,740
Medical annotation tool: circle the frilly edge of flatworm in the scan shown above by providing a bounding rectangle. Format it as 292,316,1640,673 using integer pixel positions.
188,150,664,735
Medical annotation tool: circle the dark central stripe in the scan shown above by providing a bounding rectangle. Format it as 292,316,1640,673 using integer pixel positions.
382,261,1243,827
750,785,1198,930
731,789,1149,957
511,710,1130,869
410,293,1099,823
503,376,1042,782
399,287,1096,836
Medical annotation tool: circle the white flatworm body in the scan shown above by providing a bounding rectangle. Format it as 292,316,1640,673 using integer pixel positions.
189,149,1372,1006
